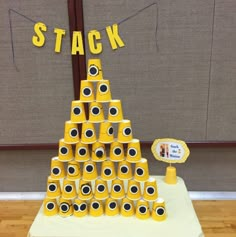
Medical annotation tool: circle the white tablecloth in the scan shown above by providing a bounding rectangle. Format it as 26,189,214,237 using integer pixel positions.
28,176,204,237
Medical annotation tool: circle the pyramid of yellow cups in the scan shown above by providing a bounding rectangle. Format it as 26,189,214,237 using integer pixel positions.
43,59,166,221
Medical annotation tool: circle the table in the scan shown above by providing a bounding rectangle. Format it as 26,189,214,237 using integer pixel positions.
28,176,204,237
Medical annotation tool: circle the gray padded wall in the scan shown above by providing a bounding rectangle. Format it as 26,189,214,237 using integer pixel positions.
83,0,236,141
0,0,74,144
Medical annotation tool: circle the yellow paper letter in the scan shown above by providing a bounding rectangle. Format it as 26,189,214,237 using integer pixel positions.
88,30,102,54
32,22,47,47
54,28,66,53
106,24,125,50
71,31,84,55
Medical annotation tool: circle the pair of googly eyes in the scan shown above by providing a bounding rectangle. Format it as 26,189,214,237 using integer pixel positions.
73,203,87,212
46,202,56,211
69,128,78,138
82,84,109,97
81,184,92,195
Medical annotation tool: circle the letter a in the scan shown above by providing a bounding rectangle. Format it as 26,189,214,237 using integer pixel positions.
71,31,84,55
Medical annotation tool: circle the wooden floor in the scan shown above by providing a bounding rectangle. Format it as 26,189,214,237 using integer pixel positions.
0,200,235,237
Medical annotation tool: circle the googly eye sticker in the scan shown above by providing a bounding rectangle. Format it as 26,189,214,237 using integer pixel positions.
81,184,91,195
82,87,92,97
138,205,147,214
99,83,109,94
69,128,78,138
67,165,76,175
92,201,100,209
128,148,137,157
122,127,132,136
48,183,57,192
123,203,131,211
136,167,144,176
96,184,106,193
52,167,61,176
64,184,73,193
85,164,94,173
73,106,81,115
156,207,165,216
130,185,139,194
103,168,112,176
60,202,70,213
120,165,129,174
46,202,55,211
59,146,69,155
109,106,118,116
78,147,87,156
113,184,122,193
91,106,100,116
84,129,94,138
113,147,122,156
146,186,155,195
95,148,104,158
107,126,114,136
108,201,117,210
89,65,99,76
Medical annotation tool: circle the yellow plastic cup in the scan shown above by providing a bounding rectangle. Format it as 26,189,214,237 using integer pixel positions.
94,179,109,200
50,157,66,180
110,179,125,199
70,101,86,123
134,158,149,182
46,176,61,198
89,102,105,123
143,177,158,201
126,139,142,163
89,199,104,217
82,161,98,181
152,198,167,221
98,121,114,143
105,198,119,216
64,121,79,144
91,141,106,162
67,161,81,180
73,199,88,217
136,199,150,220
109,141,124,162
80,80,95,102
127,179,141,201
75,142,90,162
96,80,112,102
43,198,58,216
117,160,132,180
117,120,133,143
108,100,123,122
120,198,134,217
78,180,93,200
100,160,116,181
81,122,97,144
59,198,73,217
87,59,103,81
58,139,74,162
61,178,77,199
